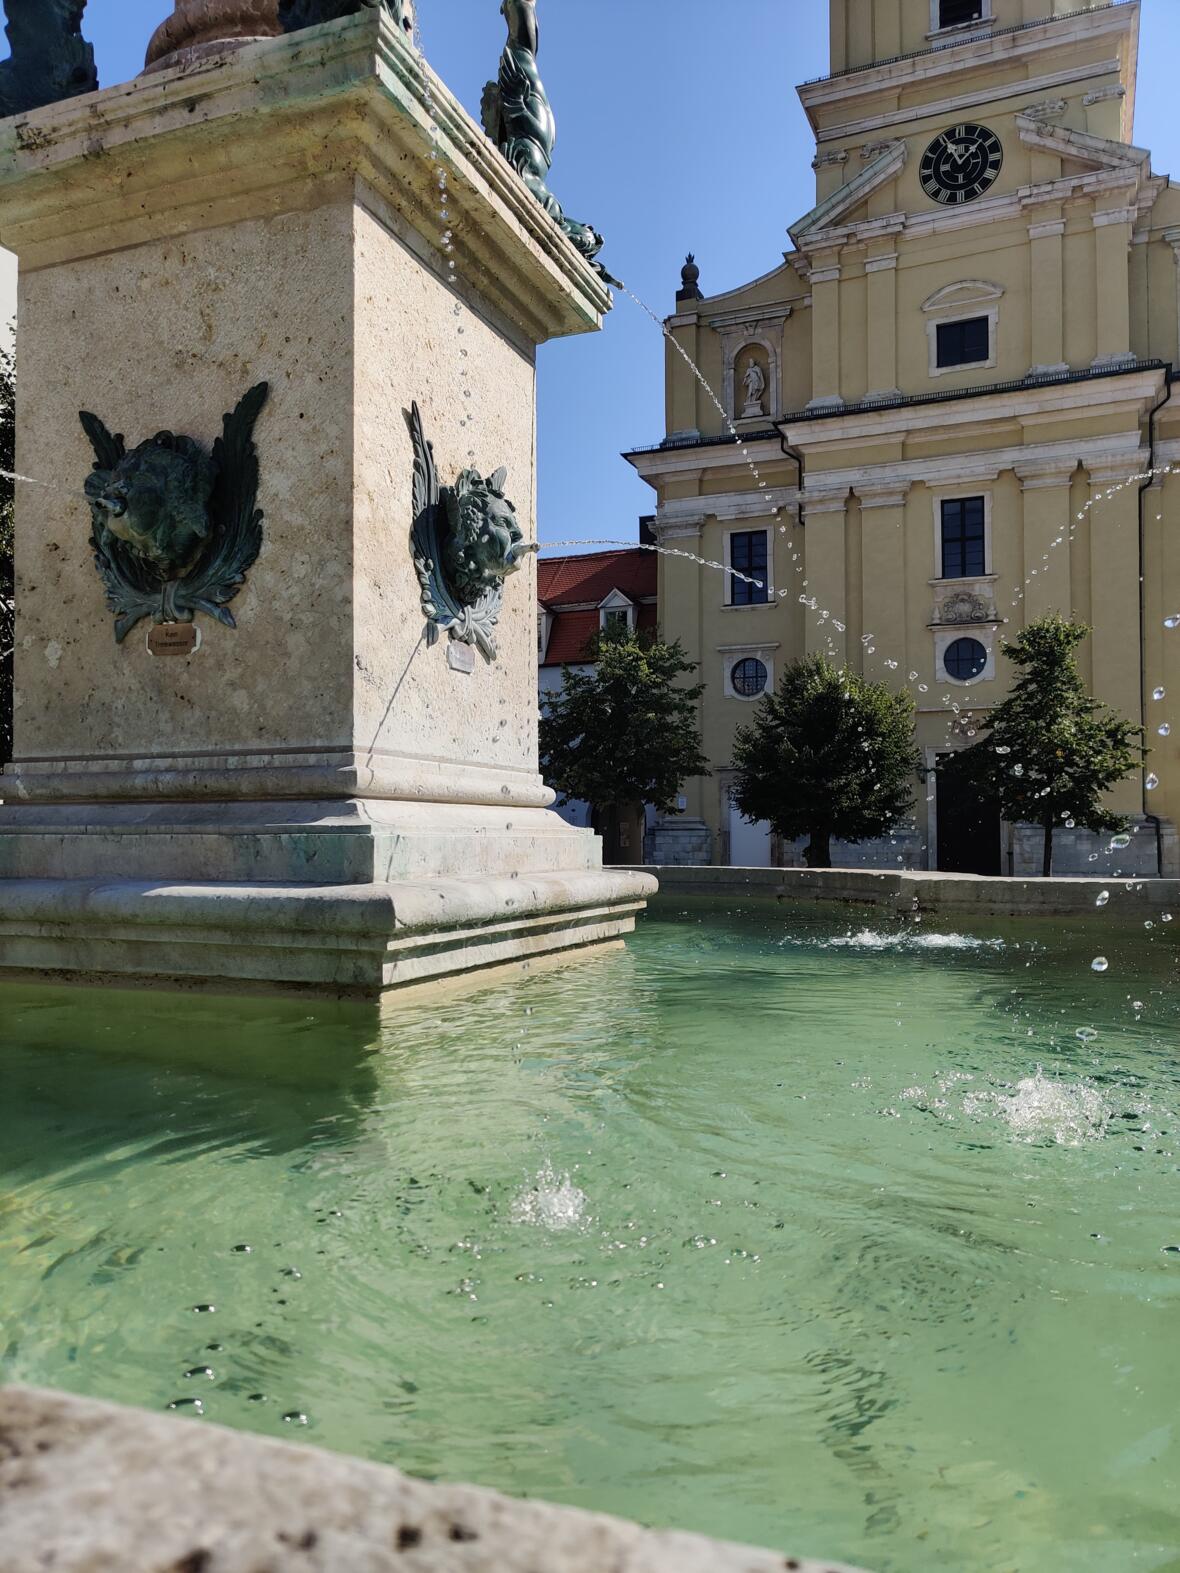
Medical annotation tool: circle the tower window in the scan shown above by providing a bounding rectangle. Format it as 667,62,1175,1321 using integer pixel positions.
728,531,769,606
936,316,991,369
938,0,984,27
940,497,987,579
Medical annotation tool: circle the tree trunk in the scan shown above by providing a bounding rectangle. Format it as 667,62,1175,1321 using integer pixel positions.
804,831,832,869
1042,816,1054,879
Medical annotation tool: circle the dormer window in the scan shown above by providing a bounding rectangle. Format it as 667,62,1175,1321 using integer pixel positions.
598,589,637,636
938,0,984,27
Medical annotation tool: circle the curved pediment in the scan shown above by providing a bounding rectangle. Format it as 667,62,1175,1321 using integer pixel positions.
921,280,1005,315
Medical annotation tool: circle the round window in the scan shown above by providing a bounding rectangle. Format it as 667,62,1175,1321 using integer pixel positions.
944,636,988,681
732,657,768,697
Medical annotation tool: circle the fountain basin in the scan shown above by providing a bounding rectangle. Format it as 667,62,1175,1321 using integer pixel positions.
2,895,1176,1572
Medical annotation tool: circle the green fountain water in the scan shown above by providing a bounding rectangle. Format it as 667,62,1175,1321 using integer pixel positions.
2,897,1178,1573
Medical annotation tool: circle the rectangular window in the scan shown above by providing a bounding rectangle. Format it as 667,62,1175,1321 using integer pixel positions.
936,316,990,369
939,0,984,26
729,530,769,606
940,497,986,579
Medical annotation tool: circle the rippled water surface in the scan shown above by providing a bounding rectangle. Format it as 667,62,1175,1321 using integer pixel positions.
2,897,1179,1573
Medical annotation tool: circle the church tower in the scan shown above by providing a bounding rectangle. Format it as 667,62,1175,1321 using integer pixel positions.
629,0,1180,877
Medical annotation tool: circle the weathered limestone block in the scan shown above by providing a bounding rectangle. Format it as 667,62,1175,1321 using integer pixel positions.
0,1387,873,1573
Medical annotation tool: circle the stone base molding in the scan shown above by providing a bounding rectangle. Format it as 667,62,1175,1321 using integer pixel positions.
0,1387,874,1573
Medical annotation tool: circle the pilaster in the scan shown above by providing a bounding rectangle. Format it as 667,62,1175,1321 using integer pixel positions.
1027,218,1067,377
856,485,910,684
1091,204,1136,370
864,249,900,403
1015,460,1076,621
1086,457,1147,816
807,250,843,411
801,492,849,662
1165,229,1180,374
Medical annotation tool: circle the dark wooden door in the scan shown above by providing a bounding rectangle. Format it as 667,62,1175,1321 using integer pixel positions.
936,762,1001,875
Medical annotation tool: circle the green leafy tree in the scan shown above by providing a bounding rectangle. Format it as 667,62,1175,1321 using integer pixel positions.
0,332,14,768
731,655,920,869
938,615,1143,878
539,626,709,840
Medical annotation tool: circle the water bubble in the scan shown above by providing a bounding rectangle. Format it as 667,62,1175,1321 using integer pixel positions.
192,1304,215,1314
1146,773,1160,791
1165,615,1180,629
282,1412,309,1426
1091,957,1110,973
231,1244,252,1254
1110,834,1132,851
1132,1000,1145,1013
1163,913,1174,923
167,1398,204,1414
1096,891,1110,908
1076,1027,1099,1043
1158,724,1172,738
1153,686,1167,702
184,1366,215,1380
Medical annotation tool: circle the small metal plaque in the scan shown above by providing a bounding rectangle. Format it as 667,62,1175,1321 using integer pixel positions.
447,642,476,675
147,623,201,658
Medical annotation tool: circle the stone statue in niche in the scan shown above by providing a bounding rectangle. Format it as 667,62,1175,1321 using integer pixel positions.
79,384,269,643
408,402,536,663
481,0,618,288
741,357,767,419
0,0,97,120
278,0,414,35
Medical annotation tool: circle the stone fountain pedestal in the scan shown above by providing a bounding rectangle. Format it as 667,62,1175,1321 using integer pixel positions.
0,9,655,994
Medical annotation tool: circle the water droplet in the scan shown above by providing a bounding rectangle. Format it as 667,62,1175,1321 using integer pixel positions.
281,1268,302,1280
1091,957,1110,974
247,1393,267,1404
1076,1027,1098,1043
184,1366,215,1381
1153,686,1167,702
231,1244,252,1254
167,1398,204,1413
1146,773,1160,791
1158,723,1172,737
1165,615,1180,629
1096,891,1110,908
192,1304,215,1314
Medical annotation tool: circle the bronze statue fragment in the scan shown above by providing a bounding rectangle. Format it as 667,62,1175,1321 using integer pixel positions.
79,384,270,643
279,0,413,36
481,0,617,288
0,0,97,121
408,403,535,663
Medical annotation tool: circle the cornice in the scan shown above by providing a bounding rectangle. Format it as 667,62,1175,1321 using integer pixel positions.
811,58,1122,147
797,4,1137,126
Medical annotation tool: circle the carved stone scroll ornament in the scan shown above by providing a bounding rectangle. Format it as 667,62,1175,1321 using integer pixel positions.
481,0,618,289
938,589,992,626
79,384,269,644
408,403,536,663
0,0,97,120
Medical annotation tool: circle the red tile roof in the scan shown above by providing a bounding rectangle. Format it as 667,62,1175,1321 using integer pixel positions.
538,548,659,667
537,548,657,608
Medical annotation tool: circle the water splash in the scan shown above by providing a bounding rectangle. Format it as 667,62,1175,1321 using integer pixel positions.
823,929,1004,953
510,1162,588,1231
965,1071,1111,1147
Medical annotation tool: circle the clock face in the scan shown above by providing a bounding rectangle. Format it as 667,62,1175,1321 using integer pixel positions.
920,123,1003,206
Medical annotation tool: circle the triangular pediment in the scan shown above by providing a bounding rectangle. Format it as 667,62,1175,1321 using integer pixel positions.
790,140,907,246
1015,115,1150,175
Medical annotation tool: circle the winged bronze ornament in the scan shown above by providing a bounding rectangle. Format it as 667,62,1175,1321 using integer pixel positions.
79,383,270,644
408,402,535,664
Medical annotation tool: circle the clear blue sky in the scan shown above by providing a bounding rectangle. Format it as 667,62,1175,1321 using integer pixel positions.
14,1,1180,547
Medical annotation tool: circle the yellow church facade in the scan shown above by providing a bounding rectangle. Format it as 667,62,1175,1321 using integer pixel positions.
627,0,1180,876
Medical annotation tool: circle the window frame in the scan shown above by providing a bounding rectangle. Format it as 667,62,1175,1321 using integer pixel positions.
935,627,995,687
935,314,992,371
931,0,990,34
927,305,997,379
934,491,991,581
724,527,772,608
943,635,989,682
722,643,779,702
597,590,637,636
